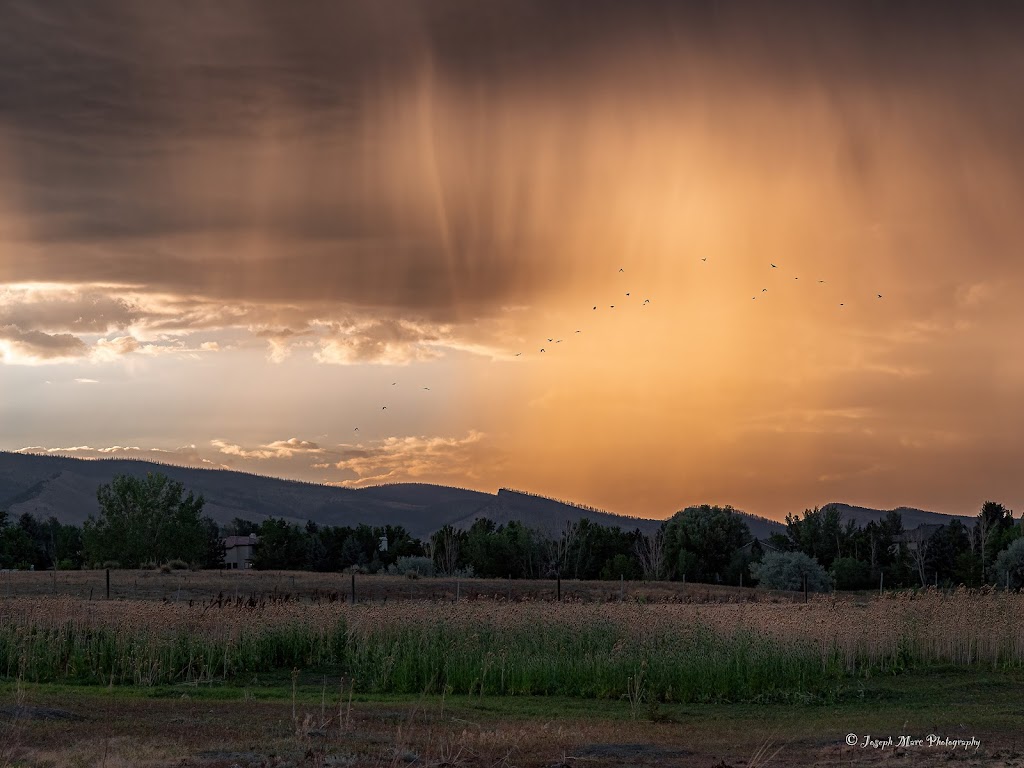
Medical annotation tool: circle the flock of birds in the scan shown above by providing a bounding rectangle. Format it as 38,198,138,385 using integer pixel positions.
755,262,882,307
355,258,883,432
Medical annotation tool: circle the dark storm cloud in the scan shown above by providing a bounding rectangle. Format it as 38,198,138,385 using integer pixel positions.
0,324,89,359
1,1,1023,321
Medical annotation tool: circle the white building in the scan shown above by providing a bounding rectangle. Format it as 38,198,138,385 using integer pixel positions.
223,533,258,569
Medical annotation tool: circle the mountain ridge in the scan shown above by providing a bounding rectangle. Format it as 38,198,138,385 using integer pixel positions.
0,451,980,539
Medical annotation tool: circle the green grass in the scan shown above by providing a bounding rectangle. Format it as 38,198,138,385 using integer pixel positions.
7,612,1023,709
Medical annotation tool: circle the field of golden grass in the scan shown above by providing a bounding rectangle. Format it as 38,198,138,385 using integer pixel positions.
2,586,1023,766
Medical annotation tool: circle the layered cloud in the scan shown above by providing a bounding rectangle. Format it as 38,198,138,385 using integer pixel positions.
0,283,510,365
14,444,217,467
205,431,496,488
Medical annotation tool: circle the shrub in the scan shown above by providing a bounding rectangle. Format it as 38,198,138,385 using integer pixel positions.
102,560,121,570
831,557,872,590
993,539,1024,589
390,556,435,578
750,552,830,592
167,559,189,570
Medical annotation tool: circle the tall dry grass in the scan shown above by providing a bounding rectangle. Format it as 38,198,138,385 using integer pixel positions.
0,587,1020,702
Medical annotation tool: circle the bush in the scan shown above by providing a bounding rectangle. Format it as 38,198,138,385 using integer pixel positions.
390,556,435,578
831,557,871,590
159,563,171,574
56,559,76,571
993,538,1024,589
102,560,121,570
167,559,189,570
750,552,830,592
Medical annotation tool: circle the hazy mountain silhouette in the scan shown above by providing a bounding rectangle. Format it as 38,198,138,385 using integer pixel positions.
0,452,979,540
0,452,660,537
817,502,976,530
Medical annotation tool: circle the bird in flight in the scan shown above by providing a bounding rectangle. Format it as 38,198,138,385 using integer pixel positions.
575,330,581,333
592,306,597,310
643,299,650,304
818,280,825,283
762,288,768,292
423,387,430,390
701,257,707,262
770,263,778,268
839,303,844,307
556,340,562,343
382,406,387,410
515,352,522,356
619,268,624,272
877,294,883,298
547,338,554,342
540,348,546,352
354,427,359,432
392,382,396,386
610,305,615,308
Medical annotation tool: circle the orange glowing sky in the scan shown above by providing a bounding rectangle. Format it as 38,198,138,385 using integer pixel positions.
1,2,1022,521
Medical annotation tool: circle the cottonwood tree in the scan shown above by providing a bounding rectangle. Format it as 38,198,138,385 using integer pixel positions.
542,519,578,578
662,505,750,583
431,524,464,576
976,501,1015,580
83,473,212,568
634,527,666,581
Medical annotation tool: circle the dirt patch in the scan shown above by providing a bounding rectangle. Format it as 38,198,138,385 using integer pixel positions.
0,705,86,721
575,742,694,760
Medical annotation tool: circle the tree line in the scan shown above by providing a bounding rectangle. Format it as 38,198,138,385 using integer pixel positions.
2,473,1022,591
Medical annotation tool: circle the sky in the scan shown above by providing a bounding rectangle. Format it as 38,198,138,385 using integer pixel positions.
1,1,1023,522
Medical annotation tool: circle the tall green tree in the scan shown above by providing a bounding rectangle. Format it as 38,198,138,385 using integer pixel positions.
662,505,751,583
783,505,853,570
976,501,1015,581
83,473,208,568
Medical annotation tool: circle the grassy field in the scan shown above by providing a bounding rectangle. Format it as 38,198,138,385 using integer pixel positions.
2,576,1022,766
0,568,815,604
3,668,1020,767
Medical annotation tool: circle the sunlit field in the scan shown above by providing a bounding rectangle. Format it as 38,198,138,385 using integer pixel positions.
3,582,1023,766
2,586,1022,695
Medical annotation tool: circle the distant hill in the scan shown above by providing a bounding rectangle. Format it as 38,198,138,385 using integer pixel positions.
679,503,978,542
0,452,661,538
730,509,787,540
817,502,976,531
0,451,980,540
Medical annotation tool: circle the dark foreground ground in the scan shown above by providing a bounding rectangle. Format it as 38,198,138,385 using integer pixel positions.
2,668,1022,768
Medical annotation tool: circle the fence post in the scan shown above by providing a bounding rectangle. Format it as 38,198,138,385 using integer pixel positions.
556,573,561,602
106,568,110,599
351,572,356,605
620,574,624,602
803,573,808,603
